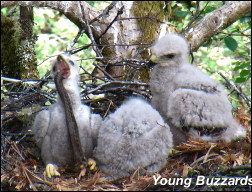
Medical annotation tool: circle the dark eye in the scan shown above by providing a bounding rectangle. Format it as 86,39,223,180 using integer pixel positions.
52,65,56,72
164,54,175,59
69,60,75,66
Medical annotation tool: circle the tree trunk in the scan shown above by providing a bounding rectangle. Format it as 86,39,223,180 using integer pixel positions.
91,1,168,80
19,6,38,79
1,6,38,79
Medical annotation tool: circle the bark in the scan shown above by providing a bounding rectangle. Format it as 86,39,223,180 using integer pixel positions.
185,1,251,51
20,6,33,39
1,1,99,27
1,1,101,28
19,6,38,78
90,1,167,80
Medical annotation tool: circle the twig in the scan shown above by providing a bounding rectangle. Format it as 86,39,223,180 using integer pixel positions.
24,166,54,186
7,6,18,17
68,28,85,52
21,163,38,191
79,1,102,57
1,77,43,84
80,66,106,82
183,2,209,34
86,86,151,99
10,141,25,161
96,6,124,42
103,100,115,118
89,1,118,24
217,164,251,174
92,63,115,80
66,1,118,54
71,42,151,54
115,16,167,24
2,131,33,137
85,80,148,94
190,153,218,167
220,32,251,37
218,72,251,108
203,144,217,163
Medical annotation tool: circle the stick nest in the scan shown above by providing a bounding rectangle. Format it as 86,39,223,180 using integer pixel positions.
1,59,251,191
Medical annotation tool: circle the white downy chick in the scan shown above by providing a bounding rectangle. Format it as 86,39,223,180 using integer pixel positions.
150,34,246,145
32,53,101,178
94,97,173,180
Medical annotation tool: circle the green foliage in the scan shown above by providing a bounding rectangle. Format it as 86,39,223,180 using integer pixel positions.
86,1,110,9
170,1,224,31
176,10,187,18
232,59,251,83
224,37,238,52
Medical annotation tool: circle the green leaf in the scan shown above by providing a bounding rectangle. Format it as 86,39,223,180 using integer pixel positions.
224,37,238,52
233,63,250,71
240,69,251,78
204,6,217,14
231,61,240,65
234,77,247,83
240,13,251,23
240,17,251,23
176,11,188,18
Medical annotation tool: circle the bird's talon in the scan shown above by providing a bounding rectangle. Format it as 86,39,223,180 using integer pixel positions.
87,158,97,171
44,164,60,178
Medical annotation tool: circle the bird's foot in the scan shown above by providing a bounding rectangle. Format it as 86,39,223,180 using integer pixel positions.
44,164,60,178
87,158,97,172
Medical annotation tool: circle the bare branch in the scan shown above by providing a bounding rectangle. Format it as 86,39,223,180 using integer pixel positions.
79,1,102,58
68,29,84,51
218,72,251,108
92,63,116,80
1,1,99,28
85,80,148,95
182,2,209,34
96,6,124,42
186,1,251,51
89,1,118,24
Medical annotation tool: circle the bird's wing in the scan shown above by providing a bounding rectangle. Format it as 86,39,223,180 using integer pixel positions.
220,120,246,142
175,65,222,93
90,114,102,147
167,88,232,136
32,109,50,149
77,105,96,158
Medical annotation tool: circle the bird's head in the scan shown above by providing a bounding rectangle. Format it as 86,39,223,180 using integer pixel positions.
51,53,80,81
150,34,189,67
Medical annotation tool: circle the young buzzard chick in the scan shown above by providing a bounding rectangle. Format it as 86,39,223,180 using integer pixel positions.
32,53,101,178
94,97,173,180
149,34,246,145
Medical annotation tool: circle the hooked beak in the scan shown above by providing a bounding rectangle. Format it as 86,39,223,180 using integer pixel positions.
147,54,158,68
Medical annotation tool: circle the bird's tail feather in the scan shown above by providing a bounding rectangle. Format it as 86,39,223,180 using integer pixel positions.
220,120,246,142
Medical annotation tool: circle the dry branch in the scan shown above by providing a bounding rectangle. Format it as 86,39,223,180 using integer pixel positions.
1,1,99,28
186,1,251,51
218,72,251,108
